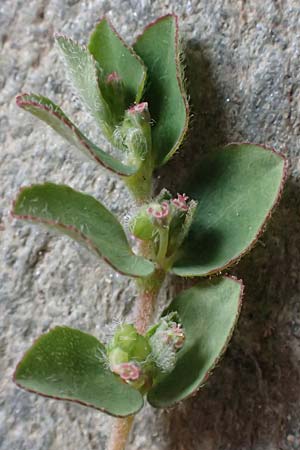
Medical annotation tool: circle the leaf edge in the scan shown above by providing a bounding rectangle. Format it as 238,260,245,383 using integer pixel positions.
89,15,148,103
13,326,144,418
133,13,190,167
11,183,155,278
147,275,244,409
171,142,289,278
16,93,137,177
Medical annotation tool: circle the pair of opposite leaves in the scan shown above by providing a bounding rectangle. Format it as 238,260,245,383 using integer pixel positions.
13,15,287,416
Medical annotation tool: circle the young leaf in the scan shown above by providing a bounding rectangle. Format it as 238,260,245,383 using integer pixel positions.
147,276,243,408
16,93,138,176
12,183,154,277
133,14,189,166
55,34,112,132
14,327,143,417
172,144,287,277
88,17,147,105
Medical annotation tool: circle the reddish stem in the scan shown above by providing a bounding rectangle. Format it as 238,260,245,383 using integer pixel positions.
107,267,165,450
134,270,165,334
107,416,134,450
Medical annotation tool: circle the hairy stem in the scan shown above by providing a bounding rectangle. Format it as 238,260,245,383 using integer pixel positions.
135,268,165,334
123,154,154,204
108,263,165,450
107,416,135,450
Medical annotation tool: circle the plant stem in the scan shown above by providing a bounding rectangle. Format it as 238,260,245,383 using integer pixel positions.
123,155,153,205
108,267,165,450
135,268,165,334
108,150,166,448
107,416,134,450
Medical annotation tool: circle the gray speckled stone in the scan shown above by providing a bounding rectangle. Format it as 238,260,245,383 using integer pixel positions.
1,1,300,449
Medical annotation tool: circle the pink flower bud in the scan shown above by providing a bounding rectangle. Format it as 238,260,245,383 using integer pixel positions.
106,72,121,83
172,324,185,349
147,201,169,219
172,193,189,211
162,323,185,349
128,102,149,114
112,362,141,381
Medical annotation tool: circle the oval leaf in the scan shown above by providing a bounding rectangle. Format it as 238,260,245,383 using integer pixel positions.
172,144,287,277
12,183,154,277
14,327,143,417
16,93,138,176
147,276,243,408
55,34,111,129
133,14,189,166
88,17,147,105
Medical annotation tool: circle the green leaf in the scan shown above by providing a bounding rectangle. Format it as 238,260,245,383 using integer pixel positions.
172,144,287,277
88,17,147,105
14,327,143,417
55,34,112,132
147,276,243,408
133,14,189,166
16,93,138,176
12,183,154,277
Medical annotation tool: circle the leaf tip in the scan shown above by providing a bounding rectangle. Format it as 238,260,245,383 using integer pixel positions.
93,14,110,28
15,93,29,108
53,31,65,42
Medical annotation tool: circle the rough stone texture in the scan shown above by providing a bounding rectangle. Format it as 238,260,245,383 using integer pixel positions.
1,1,300,449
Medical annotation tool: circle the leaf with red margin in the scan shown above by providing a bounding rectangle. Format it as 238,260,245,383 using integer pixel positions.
16,93,137,176
14,326,144,417
147,276,243,408
172,143,287,277
133,14,189,166
12,183,154,278
88,17,147,106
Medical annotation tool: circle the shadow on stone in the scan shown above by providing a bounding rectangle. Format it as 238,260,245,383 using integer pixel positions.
164,177,300,450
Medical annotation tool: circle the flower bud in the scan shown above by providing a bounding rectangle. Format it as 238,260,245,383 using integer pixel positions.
147,201,170,220
107,324,153,391
129,206,156,240
148,313,185,374
121,102,152,162
108,347,128,367
167,196,198,257
112,362,141,381
108,324,151,363
172,193,189,211
130,198,171,241
99,71,126,125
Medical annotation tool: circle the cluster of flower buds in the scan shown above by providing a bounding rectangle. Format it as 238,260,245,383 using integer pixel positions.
146,192,191,223
106,316,185,391
148,313,186,374
129,189,197,263
162,322,185,349
107,324,152,390
95,69,152,163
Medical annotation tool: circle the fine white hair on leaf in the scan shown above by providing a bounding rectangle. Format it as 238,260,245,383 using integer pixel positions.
101,318,124,344
54,34,111,130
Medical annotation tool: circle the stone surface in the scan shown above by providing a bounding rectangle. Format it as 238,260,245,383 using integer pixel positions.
1,1,300,449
